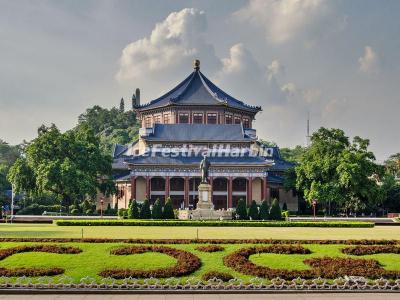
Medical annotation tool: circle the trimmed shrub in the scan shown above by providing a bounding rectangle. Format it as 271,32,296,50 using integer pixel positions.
269,198,282,221
342,245,400,255
152,199,163,219
140,199,151,219
128,199,140,219
258,200,269,220
118,208,128,219
195,245,225,252
99,246,201,278
16,204,62,215
248,200,259,220
235,198,247,220
282,202,288,212
163,197,175,219
105,203,112,215
202,271,233,282
54,219,375,228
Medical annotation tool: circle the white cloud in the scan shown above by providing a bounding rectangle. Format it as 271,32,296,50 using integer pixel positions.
234,0,340,44
116,8,220,82
267,59,284,80
359,46,380,73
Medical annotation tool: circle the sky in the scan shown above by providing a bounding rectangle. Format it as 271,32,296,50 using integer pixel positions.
0,0,399,161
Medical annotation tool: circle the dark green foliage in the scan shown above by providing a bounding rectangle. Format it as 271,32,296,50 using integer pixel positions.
151,199,163,219
140,199,151,219
269,198,282,221
114,201,118,212
295,127,382,214
259,200,269,220
105,203,112,215
55,220,375,228
247,200,259,220
119,98,125,112
16,204,62,215
77,105,139,154
235,198,247,220
282,202,288,211
163,197,175,219
7,124,115,208
128,199,140,219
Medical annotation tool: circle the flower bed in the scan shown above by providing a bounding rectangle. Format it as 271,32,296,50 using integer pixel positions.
195,245,225,252
342,245,400,255
202,271,233,282
0,237,396,245
99,246,201,278
224,246,400,280
55,219,374,228
0,244,82,277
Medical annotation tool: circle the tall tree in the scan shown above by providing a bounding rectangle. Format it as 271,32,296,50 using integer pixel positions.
119,98,125,113
77,105,139,154
0,140,21,203
295,127,382,214
280,145,306,163
384,153,400,177
7,124,115,208
235,198,247,220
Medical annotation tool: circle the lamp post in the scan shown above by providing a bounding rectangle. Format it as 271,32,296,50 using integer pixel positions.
312,199,317,220
100,198,104,218
10,184,14,223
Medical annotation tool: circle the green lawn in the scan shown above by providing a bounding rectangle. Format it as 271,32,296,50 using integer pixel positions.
0,242,399,283
0,223,400,240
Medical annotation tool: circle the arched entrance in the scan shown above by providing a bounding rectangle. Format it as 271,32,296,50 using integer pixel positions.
170,177,184,209
232,177,247,208
212,177,228,209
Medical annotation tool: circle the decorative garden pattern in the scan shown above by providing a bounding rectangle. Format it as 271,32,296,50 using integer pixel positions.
99,246,201,278
0,244,82,277
0,239,399,288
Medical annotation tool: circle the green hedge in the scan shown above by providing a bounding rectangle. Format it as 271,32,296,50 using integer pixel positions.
55,219,374,228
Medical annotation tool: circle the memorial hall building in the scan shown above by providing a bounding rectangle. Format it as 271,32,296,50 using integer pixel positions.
108,60,298,212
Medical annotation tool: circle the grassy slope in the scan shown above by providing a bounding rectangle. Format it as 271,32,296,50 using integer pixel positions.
0,223,400,240
0,242,399,283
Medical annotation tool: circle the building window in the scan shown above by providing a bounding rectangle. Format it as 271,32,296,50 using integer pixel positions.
179,113,189,123
193,113,203,124
145,117,152,128
234,116,241,124
243,118,250,128
163,114,170,124
154,115,161,124
225,114,233,124
207,113,217,124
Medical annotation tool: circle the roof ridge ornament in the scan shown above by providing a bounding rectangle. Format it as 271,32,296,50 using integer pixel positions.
193,59,200,71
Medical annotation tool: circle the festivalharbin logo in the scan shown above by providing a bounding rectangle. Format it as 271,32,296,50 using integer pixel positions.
139,144,274,158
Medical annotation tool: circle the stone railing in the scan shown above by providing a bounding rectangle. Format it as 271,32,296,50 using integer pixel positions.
0,276,399,292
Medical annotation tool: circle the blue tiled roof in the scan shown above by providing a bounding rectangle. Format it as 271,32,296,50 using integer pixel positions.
112,144,128,158
125,153,271,166
136,69,261,112
268,175,285,184
144,124,252,142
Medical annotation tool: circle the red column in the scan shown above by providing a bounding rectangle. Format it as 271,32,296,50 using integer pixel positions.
165,176,170,200
210,176,213,202
131,176,136,200
247,177,253,205
184,176,189,208
145,176,150,199
228,177,233,208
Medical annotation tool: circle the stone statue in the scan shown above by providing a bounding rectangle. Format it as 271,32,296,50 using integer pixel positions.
200,155,210,183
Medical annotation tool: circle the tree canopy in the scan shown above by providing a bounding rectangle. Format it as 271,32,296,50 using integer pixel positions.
295,127,382,214
7,124,115,207
76,105,139,154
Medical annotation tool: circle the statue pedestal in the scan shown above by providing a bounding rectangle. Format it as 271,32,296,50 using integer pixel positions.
196,183,213,209
178,183,232,220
